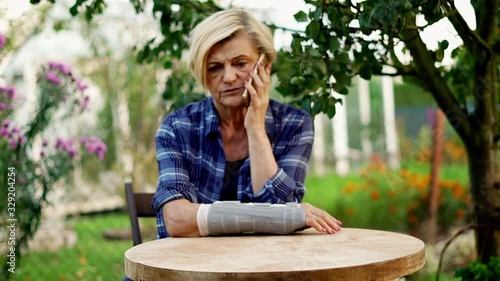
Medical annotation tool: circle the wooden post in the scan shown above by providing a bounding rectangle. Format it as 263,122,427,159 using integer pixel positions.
425,108,445,242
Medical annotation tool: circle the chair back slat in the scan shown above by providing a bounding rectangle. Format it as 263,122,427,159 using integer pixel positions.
125,181,156,246
135,193,156,217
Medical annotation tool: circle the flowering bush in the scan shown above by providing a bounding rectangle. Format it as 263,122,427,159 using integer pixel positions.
0,51,106,278
334,156,471,235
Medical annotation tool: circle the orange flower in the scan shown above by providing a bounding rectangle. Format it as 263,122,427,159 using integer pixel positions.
370,190,380,200
389,205,398,214
387,190,397,198
406,200,419,212
342,182,358,195
453,186,464,198
408,214,418,224
420,192,429,200
413,174,430,191
399,168,411,179
345,207,356,216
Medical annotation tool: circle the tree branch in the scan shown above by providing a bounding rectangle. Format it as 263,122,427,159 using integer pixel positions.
473,0,498,49
442,1,491,56
400,14,472,145
267,24,305,34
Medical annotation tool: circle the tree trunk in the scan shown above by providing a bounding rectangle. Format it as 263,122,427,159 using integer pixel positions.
466,141,500,262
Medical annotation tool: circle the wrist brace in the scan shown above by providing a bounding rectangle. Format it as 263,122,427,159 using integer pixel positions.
196,201,306,236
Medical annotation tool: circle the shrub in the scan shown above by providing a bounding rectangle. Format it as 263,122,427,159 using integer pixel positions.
455,256,500,281
314,156,471,235
0,51,106,279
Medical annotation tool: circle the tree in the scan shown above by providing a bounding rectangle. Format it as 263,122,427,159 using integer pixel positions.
30,0,499,261
277,0,499,262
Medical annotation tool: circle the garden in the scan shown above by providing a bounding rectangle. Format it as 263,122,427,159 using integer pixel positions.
1,0,499,281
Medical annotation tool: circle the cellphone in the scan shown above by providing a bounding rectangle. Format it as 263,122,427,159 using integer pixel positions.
242,53,265,106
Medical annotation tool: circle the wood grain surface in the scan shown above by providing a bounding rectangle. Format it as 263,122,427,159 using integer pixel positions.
125,228,425,281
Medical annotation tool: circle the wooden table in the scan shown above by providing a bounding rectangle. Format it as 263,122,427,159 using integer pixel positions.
124,228,425,281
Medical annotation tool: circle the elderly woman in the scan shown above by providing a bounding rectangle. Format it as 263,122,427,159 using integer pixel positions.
153,8,342,238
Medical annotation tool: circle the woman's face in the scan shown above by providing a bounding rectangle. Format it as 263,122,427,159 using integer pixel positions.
205,31,260,109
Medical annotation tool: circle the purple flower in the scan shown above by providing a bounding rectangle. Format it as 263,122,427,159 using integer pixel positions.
9,139,17,149
42,139,48,147
0,128,9,137
79,96,90,109
45,71,61,86
55,137,78,157
81,136,107,160
0,33,6,50
76,79,88,92
0,85,16,99
40,151,46,158
48,61,72,76
0,103,7,110
2,119,10,127
69,150,78,158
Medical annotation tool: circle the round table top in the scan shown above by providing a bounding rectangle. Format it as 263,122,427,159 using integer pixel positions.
125,228,425,281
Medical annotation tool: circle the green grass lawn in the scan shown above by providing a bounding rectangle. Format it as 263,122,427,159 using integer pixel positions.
12,213,138,281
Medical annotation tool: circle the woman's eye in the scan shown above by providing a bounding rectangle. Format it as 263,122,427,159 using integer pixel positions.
235,61,248,69
208,65,222,72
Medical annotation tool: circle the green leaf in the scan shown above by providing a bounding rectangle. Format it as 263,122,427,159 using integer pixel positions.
312,100,324,115
291,36,303,54
308,48,321,58
359,64,372,80
290,76,304,86
69,5,78,16
435,49,444,62
313,7,322,21
163,60,172,69
334,52,350,64
326,98,337,118
306,21,320,37
294,11,308,22
300,97,312,113
329,37,340,51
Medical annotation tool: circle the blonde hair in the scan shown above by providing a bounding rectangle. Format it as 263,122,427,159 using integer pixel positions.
188,8,277,88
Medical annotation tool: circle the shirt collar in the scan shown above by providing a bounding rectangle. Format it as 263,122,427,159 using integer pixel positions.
203,97,221,139
202,97,278,141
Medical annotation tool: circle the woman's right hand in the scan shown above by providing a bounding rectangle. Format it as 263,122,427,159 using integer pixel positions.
300,203,342,234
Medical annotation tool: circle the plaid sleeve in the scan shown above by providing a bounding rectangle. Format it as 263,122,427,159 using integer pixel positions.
153,123,198,238
245,112,313,203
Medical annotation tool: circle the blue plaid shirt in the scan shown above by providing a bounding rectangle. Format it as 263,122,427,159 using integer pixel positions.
153,97,314,238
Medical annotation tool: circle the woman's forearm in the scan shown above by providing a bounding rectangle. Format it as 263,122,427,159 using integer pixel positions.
163,199,201,237
247,128,278,195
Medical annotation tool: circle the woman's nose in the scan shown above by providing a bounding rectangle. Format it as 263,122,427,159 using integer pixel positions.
222,66,237,83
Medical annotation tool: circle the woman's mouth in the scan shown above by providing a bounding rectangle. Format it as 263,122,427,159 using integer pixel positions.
223,87,243,95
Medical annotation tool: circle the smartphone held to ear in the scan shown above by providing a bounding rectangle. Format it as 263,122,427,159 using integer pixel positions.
242,53,265,106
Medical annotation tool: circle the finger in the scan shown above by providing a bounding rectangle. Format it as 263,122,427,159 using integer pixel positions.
244,79,257,97
250,70,264,89
306,217,327,233
322,215,342,233
257,62,270,83
317,217,337,234
316,211,342,233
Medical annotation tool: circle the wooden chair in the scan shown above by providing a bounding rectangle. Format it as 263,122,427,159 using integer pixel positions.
125,181,156,246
